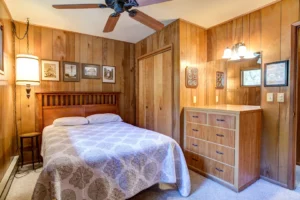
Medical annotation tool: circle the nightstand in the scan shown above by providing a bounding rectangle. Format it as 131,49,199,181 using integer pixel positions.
19,132,42,169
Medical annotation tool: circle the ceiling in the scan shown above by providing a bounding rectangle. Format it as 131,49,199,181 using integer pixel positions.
4,0,278,43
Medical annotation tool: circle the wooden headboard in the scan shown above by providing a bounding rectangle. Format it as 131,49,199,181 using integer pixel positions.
36,92,120,132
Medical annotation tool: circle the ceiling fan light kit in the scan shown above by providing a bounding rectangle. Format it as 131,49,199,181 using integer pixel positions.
53,0,169,33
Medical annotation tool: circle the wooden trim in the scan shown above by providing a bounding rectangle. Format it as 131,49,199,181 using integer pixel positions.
288,21,300,190
136,44,172,61
0,0,13,19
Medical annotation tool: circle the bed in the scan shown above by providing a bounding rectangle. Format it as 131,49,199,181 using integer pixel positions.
32,92,191,200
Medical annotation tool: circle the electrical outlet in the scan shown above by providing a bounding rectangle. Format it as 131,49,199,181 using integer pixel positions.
193,96,197,104
267,93,274,102
277,93,285,103
216,96,219,103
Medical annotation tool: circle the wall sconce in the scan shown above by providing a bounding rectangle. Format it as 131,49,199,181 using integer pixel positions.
13,19,40,98
16,54,40,98
222,42,257,61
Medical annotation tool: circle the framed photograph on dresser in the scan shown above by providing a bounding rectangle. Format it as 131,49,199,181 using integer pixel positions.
0,21,4,75
41,60,60,81
63,61,80,82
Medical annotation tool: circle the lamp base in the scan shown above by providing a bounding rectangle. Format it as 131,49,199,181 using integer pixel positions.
25,84,31,99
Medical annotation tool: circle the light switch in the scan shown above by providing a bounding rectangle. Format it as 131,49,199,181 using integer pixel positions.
216,96,219,103
193,96,197,104
267,93,274,102
277,93,285,103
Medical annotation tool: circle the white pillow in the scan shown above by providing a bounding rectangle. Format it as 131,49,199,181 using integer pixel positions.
53,117,89,127
86,114,123,124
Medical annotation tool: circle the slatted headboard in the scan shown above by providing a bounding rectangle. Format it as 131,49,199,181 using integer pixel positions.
35,92,120,132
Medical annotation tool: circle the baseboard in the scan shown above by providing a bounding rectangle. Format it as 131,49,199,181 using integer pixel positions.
260,175,288,188
0,156,19,200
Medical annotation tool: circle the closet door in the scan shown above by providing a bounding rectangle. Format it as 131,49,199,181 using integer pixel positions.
138,50,172,138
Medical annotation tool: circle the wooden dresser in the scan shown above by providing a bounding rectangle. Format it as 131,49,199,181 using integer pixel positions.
184,105,262,192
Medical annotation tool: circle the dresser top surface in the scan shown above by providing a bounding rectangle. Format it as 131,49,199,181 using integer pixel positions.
185,105,262,113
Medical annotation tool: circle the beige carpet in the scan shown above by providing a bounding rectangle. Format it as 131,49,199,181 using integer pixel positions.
6,166,300,200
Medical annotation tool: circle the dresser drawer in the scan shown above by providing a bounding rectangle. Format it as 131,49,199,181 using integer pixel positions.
208,158,234,184
186,123,208,140
208,114,236,129
186,137,206,155
207,127,235,148
185,151,234,184
186,111,207,124
206,143,235,166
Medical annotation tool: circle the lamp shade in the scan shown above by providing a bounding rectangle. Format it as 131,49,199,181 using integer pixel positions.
16,54,40,86
222,47,232,59
238,44,247,57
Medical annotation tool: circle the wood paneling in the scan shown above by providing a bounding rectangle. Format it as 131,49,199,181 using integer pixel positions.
0,0,16,181
14,23,136,139
206,0,299,186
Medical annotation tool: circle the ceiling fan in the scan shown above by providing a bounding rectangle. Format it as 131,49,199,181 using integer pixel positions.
53,0,172,33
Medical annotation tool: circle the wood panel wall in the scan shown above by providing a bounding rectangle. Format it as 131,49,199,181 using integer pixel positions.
226,58,261,106
135,20,181,144
0,0,16,181
14,22,136,137
207,0,299,186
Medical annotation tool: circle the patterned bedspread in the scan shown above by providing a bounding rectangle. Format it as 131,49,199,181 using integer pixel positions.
32,122,191,200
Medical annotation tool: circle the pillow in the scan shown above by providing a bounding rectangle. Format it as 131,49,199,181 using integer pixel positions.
53,117,89,127
86,114,123,124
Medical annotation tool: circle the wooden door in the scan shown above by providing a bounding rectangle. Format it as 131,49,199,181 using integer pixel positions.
138,50,172,137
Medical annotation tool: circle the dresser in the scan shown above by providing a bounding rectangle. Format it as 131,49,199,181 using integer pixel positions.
184,105,262,192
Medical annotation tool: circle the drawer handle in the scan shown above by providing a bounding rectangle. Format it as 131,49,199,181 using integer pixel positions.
192,129,199,132
192,158,198,162
216,119,225,122
192,116,199,118
216,134,224,137
192,144,198,147
216,151,224,155
215,168,224,172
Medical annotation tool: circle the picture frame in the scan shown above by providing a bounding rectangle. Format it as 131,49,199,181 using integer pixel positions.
82,64,101,79
102,66,116,84
41,60,60,81
241,68,262,87
216,71,225,89
264,60,289,87
185,67,198,88
0,21,4,75
62,61,80,82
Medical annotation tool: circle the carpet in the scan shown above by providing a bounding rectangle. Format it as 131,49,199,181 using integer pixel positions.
6,167,300,200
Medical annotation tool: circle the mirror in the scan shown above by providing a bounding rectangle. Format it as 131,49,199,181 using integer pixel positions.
226,54,262,106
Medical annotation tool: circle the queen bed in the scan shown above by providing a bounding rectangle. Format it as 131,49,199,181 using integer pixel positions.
32,92,191,200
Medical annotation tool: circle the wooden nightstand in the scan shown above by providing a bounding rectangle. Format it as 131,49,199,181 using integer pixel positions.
19,132,42,169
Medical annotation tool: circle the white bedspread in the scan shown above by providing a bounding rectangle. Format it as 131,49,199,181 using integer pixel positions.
32,122,191,200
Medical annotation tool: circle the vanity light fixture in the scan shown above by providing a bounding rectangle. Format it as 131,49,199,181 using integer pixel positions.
222,42,258,61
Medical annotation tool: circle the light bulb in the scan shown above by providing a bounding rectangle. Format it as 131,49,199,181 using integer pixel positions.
222,47,232,59
238,44,247,57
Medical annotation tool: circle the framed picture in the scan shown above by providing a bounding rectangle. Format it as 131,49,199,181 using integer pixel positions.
41,60,60,81
82,64,101,79
264,60,289,87
216,71,225,89
103,66,116,83
185,67,198,88
241,69,261,87
0,21,4,75
62,61,80,82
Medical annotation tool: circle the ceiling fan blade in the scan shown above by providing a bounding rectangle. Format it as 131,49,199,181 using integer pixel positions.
53,4,105,9
136,0,172,7
129,10,164,31
103,15,120,33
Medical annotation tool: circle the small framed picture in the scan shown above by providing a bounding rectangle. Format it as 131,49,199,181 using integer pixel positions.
216,71,225,89
103,66,116,83
264,60,289,87
62,61,80,82
82,64,101,79
41,60,60,81
185,67,198,88
0,21,4,75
